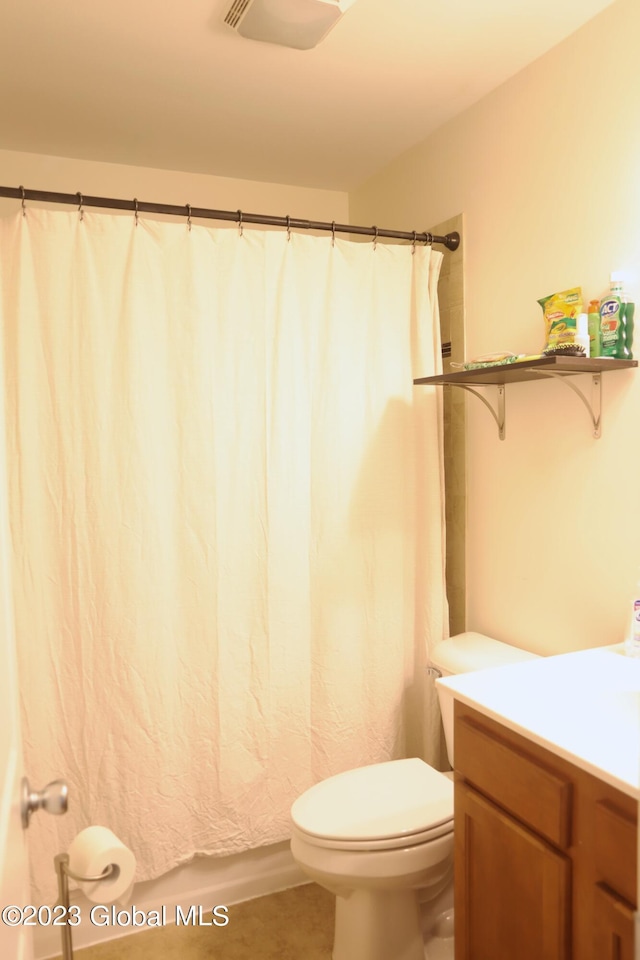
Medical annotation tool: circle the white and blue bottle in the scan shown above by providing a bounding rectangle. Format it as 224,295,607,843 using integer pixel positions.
624,572,640,657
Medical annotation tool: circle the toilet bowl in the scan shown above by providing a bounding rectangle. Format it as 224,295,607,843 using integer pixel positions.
290,632,540,960
290,758,453,960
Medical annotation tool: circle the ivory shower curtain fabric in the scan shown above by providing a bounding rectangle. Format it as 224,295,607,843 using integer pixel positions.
0,208,446,903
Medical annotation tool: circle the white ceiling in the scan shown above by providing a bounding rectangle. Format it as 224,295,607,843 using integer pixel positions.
0,0,616,191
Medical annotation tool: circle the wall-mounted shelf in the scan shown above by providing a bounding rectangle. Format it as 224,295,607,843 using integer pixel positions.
413,356,637,440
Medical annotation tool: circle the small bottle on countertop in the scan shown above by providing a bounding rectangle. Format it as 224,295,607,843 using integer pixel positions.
624,571,640,657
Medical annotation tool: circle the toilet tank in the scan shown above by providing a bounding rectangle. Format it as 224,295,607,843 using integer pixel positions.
430,632,539,766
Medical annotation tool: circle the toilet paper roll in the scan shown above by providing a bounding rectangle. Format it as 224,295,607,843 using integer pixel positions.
67,826,136,904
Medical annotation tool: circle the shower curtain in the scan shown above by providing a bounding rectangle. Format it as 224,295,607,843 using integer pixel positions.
0,207,447,904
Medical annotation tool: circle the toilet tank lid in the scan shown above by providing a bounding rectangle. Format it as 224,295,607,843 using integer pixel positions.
430,632,539,675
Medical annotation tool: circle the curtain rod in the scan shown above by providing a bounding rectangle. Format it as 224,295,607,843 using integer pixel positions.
0,185,461,252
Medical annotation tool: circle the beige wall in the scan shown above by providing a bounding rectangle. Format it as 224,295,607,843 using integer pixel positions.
350,0,640,655
0,148,349,223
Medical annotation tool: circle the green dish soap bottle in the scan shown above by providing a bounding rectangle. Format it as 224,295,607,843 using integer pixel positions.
587,299,601,357
599,276,625,358
623,299,635,359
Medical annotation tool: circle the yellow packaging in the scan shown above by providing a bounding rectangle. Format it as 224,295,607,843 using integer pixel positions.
538,287,583,351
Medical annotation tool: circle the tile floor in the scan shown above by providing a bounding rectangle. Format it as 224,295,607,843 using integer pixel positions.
60,884,335,960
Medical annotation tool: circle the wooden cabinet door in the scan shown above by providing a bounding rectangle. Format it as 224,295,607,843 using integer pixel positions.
593,883,635,960
455,782,571,960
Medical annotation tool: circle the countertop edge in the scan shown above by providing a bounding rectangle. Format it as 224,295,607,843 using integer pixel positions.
447,685,640,800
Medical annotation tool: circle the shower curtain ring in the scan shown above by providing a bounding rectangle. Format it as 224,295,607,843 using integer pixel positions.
412,231,417,255
76,192,84,222
286,215,291,242
237,210,243,237
372,226,378,251
19,185,26,217
331,221,336,247
133,198,139,227
186,204,192,232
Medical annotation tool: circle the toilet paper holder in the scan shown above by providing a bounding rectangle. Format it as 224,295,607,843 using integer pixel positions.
54,853,115,960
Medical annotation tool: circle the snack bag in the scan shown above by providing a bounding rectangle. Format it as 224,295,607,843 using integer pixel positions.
538,287,583,352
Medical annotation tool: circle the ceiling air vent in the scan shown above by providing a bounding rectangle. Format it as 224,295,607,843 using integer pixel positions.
223,0,358,50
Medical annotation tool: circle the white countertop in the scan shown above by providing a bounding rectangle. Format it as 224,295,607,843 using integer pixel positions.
436,643,640,799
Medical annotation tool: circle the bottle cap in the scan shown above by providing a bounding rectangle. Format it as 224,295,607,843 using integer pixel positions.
610,272,624,295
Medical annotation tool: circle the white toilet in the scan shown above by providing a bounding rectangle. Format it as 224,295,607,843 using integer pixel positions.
289,632,539,960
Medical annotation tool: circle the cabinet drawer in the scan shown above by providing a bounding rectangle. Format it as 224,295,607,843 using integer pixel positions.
594,800,637,906
455,714,572,848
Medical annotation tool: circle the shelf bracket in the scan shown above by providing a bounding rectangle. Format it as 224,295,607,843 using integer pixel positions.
532,371,602,438
455,383,506,440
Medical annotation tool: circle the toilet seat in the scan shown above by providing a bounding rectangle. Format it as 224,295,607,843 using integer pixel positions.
291,758,453,851
292,817,453,851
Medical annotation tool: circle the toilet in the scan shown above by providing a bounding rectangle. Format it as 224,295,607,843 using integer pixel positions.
289,632,539,960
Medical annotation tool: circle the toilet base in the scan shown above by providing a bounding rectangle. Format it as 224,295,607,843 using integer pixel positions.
290,804,454,960
421,884,454,960
333,887,425,960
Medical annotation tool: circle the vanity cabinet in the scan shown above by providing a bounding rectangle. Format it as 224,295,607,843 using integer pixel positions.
453,701,637,960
